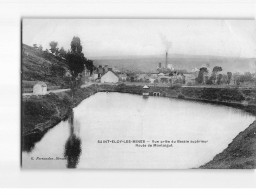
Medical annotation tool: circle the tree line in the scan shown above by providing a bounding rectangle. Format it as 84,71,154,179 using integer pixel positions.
33,37,95,89
196,65,255,86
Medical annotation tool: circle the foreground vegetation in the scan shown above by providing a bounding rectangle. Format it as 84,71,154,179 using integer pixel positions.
200,120,256,169
22,85,99,151
22,44,70,89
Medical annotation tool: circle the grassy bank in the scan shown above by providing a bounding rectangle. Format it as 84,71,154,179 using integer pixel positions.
200,120,256,169
22,85,99,151
22,44,70,90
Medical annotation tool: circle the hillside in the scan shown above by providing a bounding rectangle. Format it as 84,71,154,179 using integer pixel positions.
93,54,256,73
22,44,69,88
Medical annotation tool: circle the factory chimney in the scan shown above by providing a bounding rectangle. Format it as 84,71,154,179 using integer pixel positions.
165,51,168,68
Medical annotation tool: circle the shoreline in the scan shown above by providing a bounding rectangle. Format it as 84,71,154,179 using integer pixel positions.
22,84,256,168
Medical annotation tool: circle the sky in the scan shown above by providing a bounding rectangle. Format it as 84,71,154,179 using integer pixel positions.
23,19,256,58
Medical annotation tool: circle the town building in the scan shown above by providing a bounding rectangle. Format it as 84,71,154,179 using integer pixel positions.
184,73,196,85
137,74,150,82
119,73,127,82
149,78,156,84
98,65,104,78
33,82,47,95
101,69,119,83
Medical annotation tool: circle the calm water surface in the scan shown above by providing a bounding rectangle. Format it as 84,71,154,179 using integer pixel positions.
22,92,255,169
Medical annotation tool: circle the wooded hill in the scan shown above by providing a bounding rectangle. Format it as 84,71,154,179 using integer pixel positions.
22,44,70,89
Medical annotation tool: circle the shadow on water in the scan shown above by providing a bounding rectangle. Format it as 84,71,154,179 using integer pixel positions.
22,111,71,153
64,110,82,168
22,133,43,152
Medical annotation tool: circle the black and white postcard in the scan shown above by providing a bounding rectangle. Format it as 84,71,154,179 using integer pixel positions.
21,19,256,169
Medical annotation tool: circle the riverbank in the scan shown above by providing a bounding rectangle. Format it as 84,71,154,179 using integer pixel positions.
22,83,256,168
98,83,256,115
22,84,99,151
200,120,256,169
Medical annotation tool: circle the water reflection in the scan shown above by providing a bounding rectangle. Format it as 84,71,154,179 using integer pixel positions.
22,133,42,152
22,93,255,169
64,110,82,168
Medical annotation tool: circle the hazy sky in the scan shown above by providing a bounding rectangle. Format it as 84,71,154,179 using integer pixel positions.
23,19,256,58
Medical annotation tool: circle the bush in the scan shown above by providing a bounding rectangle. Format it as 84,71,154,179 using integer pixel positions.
178,94,185,99
23,100,56,118
170,83,182,89
186,82,193,86
218,89,245,102
206,79,213,85
62,94,72,106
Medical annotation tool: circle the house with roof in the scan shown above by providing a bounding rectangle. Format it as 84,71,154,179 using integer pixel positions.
101,69,119,83
33,82,47,95
119,73,127,82
184,73,196,85
136,74,150,82
149,78,156,84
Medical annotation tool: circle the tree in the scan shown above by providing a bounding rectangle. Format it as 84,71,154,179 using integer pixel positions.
55,47,60,56
213,66,223,73
49,41,58,54
222,74,228,84
197,67,208,84
206,77,214,85
59,47,67,58
50,64,66,77
33,44,38,49
85,60,94,76
238,72,253,83
217,74,223,85
38,45,43,51
211,66,223,84
71,36,83,53
233,72,240,85
66,37,86,89
227,72,232,84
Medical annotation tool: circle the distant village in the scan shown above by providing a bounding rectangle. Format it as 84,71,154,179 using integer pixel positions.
80,59,256,88
83,63,194,86
23,43,256,96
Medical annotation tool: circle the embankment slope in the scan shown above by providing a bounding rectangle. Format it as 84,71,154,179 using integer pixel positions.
22,44,69,89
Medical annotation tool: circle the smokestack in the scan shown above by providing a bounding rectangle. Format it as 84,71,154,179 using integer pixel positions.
165,51,168,68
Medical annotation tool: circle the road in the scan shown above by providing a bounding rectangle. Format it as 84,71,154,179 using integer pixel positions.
22,83,95,97
22,88,70,97
22,82,255,97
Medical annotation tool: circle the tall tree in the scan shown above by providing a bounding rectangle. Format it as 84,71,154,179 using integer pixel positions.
66,37,86,89
59,47,67,58
217,74,223,85
49,41,58,54
213,66,223,73
211,66,223,84
227,72,232,84
85,60,94,76
197,67,208,84
70,37,83,53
